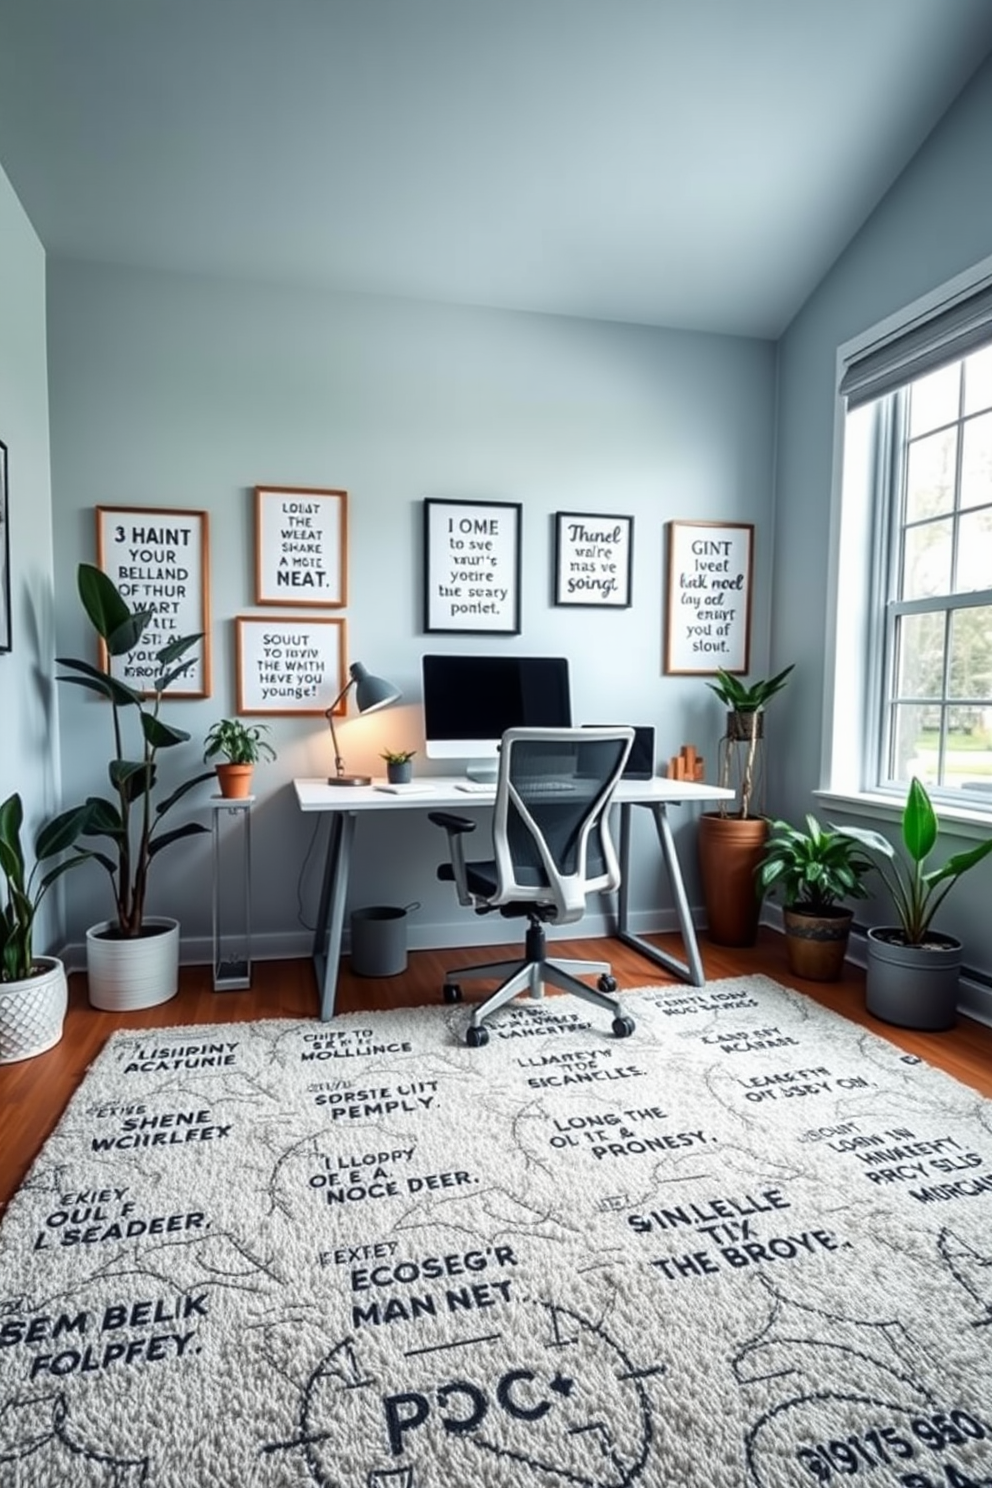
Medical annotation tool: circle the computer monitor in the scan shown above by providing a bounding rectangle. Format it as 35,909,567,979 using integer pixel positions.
422,654,572,779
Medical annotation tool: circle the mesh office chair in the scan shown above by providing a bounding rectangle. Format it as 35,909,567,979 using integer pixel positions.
429,726,635,1047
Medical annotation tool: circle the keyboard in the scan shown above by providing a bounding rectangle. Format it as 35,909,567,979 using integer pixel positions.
454,781,495,793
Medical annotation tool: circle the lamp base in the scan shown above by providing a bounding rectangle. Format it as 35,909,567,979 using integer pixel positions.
326,774,372,787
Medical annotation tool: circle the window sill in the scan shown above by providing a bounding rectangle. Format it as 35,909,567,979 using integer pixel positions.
813,788,992,842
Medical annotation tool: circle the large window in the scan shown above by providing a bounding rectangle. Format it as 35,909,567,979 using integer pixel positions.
835,273,992,815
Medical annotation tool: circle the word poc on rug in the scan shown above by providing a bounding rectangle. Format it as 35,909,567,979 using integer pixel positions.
2,975,992,1487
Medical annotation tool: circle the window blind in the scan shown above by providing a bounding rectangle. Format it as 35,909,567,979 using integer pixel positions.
839,277,992,408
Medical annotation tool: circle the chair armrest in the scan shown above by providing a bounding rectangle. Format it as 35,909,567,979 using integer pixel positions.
428,812,477,907
427,812,477,834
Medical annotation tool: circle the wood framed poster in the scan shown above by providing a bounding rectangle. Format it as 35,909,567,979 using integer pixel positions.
255,486,347,606
665,520,754,674
423,497,521,634
236,615,346,715
553,511,633,607
96,505,211,696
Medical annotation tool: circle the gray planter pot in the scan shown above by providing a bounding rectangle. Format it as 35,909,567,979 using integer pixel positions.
865,926,962,1031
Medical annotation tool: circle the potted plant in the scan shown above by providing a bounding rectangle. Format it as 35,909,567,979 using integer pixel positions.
697,664,794,946
837,776,992,1029
381,749,416,785
203,718,277,798
0,793,92,1061
55,563,214,1010
757,813,873,980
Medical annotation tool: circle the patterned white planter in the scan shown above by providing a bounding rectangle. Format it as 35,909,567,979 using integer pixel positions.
86,917,180,1011
0,956,68,1063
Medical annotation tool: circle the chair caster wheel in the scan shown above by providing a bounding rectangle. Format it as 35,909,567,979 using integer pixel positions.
443,983,463,1004
598,974,617,993
466,1025,490,1048
612,1015,635,1039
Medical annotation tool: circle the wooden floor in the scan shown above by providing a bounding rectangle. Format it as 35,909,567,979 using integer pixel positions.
3,926,992,1216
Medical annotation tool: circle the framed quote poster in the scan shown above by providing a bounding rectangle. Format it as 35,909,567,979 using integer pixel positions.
665,520,754,675
255,486,347,606
236,615,346,715
423,498,521,634
96,506,211,696
553,511,633,607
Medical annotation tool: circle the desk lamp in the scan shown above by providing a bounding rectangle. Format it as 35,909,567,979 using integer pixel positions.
325,662,401,786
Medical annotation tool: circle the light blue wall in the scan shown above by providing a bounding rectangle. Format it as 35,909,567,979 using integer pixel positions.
46,260,776,960
0,158,61,956
773,54,992,981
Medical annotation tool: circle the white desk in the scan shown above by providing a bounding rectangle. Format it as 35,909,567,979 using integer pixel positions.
294,775,733,1020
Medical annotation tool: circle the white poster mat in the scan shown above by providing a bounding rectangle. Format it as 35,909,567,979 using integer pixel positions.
96,506,211,696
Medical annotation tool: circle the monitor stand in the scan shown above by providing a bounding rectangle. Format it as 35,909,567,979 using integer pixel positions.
465,762,498,784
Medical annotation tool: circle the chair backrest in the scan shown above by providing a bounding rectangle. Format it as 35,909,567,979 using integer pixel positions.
489,726,634,923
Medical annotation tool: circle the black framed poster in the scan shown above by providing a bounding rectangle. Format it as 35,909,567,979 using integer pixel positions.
423,498,522,634
553,511,633,607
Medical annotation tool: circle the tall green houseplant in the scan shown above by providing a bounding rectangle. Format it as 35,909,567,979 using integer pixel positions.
57,564,213,939
697,664,794,948
706,664,794,818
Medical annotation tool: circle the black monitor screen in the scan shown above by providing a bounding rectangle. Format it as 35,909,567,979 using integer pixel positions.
422,655,571,760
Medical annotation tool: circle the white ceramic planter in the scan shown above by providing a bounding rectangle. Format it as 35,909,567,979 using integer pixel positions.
0,956,68,1063
86,917,180,1011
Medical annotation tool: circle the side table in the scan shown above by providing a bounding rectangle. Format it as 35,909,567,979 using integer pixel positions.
210,795,253,991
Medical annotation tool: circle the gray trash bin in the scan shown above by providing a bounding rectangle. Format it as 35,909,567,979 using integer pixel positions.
350,902,419,977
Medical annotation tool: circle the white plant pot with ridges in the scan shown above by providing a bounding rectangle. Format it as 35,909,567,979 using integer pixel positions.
0,956,68,1063
86,917,180,1011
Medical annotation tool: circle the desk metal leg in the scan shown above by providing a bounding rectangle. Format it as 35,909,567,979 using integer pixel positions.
615,802,705,986
312,810,356,1020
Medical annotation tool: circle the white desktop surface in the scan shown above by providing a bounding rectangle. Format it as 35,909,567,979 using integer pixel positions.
294,775,732,812
294,773,734,1020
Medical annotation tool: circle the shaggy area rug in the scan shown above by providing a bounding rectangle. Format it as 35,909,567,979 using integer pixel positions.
2,975,992,1487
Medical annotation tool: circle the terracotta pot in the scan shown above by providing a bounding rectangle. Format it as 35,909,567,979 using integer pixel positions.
216,763,254,799
783,905,853,981
697,812,768,947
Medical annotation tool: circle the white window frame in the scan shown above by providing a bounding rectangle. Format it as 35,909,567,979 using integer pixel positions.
817,251,992,842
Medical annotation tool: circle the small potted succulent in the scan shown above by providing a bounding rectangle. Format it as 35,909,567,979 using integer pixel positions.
380,749,416,785
757,813,873,980
838,776,992,1029
203,718,278,798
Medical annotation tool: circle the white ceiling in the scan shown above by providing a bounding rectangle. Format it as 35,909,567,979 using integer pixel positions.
2,0,992,339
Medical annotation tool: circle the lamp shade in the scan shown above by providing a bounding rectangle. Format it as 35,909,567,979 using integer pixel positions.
350,662,401,715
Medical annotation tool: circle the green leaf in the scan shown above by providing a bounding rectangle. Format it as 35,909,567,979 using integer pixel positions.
902,777,937,864
147,822,210,857
141,713,191,750
156,632,202,667
105,609,155,657
55,659,143,707
154,771,215,818
928,837,992,885
35,803,94,858
77,564,132,643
